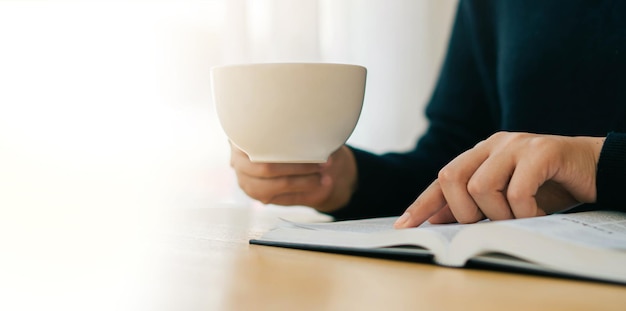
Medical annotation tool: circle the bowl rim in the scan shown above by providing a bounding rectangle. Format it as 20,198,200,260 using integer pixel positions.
210,62,366,72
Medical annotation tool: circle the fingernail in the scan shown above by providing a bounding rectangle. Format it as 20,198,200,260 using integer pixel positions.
394,212,411,228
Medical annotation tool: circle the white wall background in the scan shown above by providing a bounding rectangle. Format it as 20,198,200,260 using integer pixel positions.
0,1,456,309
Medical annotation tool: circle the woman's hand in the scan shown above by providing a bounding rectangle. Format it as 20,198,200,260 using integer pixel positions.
230,144,358,213
395,132,605,228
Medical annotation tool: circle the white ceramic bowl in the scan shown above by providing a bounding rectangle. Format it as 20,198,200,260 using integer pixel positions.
211,63,366,163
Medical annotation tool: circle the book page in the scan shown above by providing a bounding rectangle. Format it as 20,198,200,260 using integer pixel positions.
497,211,626,250
281,217,468,244
445,211,626,283
257,217,469,259
281,217,398,233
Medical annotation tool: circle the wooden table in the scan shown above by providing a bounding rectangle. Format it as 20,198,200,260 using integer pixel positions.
154,205,626,311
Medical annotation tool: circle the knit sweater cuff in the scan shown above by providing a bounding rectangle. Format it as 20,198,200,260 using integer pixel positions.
596,132,626,211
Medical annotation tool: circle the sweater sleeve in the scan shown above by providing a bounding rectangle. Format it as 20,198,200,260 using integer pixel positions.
596,132,626,211
328,1,498,220
327,0,626,220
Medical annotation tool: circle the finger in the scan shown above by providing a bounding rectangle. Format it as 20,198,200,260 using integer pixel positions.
266,173,333,207
269,192,311,206
437,148,488,224
466,154,515,221
506,156,549,218
394,180,447,228
236,172,323,204
427,205,457,224
234,159,323,179
396,140,493,228
270,187,332,209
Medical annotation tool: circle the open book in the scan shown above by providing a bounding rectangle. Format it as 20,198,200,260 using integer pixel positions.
250,210,626,284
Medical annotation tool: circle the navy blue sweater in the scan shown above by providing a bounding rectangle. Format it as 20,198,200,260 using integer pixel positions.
331,0,626,220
